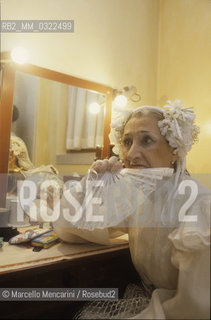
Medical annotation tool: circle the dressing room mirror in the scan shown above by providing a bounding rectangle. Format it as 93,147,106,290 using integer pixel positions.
1,61,112,166
0,60,112,206
11,71,107,167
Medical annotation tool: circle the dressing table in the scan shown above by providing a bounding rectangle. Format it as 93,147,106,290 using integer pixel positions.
0,238,140,319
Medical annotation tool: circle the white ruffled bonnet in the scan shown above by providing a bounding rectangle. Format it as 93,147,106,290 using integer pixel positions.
109,100,199,175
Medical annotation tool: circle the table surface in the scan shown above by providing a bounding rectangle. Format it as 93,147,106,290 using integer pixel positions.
0,234,129,274
0,234,140,320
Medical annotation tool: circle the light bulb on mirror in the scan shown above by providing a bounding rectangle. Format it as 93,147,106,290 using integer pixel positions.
89,102,101,114
203,122,211,134
114,94,128,108
11,46,29,64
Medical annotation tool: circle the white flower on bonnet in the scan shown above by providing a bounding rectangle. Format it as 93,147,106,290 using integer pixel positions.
109,100,200,165
158,100,200,159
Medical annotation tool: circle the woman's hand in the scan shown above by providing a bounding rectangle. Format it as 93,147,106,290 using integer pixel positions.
90,156,123,174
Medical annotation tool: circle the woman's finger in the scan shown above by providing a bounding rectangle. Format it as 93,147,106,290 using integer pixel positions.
90,157,122,174
110,161,123,173
108,156,119,165
91,159,109,173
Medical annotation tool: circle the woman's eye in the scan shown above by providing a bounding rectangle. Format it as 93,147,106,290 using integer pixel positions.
122,138,132,147
142,136,153,145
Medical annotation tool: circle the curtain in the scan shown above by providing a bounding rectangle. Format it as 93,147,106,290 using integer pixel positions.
66,86,104,150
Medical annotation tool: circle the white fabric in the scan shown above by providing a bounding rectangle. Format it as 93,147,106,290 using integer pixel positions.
60,168,173,230
53,172,211,319
66,86,104,150
10,135,34,171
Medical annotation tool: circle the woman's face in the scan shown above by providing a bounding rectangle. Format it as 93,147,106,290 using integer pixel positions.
121,116,177,169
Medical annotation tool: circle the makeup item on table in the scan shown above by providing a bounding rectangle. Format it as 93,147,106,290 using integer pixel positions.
9,229,50,244
30,230,59,249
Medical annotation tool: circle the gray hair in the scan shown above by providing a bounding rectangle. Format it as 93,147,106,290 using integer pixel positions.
123,106,164,130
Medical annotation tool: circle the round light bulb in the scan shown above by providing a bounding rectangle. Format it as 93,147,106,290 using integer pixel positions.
203,122,211,134
89,102,101,114
11,47,29,64
114,94,128,108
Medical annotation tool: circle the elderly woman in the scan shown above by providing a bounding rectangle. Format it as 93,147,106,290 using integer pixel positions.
53,100,210,319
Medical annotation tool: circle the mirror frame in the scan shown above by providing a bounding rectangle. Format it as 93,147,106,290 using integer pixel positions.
0,53,113,207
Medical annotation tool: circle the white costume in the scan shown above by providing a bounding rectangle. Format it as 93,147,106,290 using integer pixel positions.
53,171,210,319
53,101,211,319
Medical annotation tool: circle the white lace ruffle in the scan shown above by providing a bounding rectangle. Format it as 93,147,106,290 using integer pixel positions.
68,168,173,230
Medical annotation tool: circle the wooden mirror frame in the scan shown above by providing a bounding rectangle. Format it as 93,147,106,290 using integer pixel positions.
0,54,113,208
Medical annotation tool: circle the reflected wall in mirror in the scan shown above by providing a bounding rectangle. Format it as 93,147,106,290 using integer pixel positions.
12,71,106,168
0,60,112,207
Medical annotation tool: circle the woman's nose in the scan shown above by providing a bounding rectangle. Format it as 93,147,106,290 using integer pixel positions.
126,143,142,162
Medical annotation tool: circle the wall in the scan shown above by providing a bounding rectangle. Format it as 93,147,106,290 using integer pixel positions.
1,0,159,174
157,0,211,179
